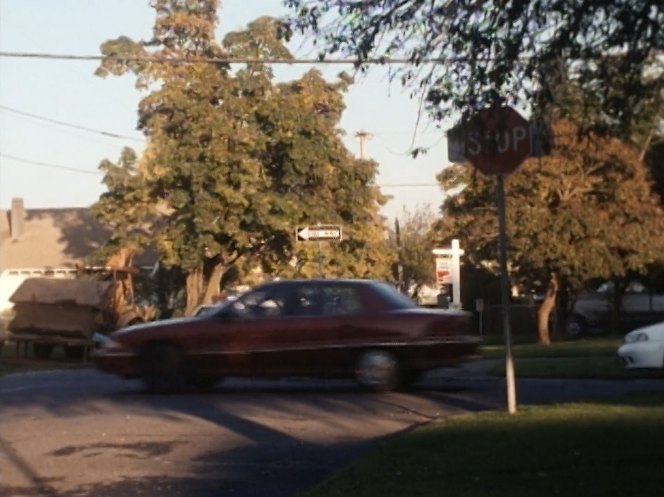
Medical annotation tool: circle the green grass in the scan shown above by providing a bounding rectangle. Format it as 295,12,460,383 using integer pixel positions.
481,337,622,359
301,393,664,497
479,336,664,379
486,356,664,379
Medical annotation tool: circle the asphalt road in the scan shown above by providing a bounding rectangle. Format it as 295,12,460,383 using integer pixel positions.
1,364,663,497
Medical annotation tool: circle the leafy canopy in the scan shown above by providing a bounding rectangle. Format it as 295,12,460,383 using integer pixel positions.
283,0,663,135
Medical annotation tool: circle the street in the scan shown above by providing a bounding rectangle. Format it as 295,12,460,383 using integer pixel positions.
1,366,663,497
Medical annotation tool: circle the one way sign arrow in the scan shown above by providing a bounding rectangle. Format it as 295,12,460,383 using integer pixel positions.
296,225,343,242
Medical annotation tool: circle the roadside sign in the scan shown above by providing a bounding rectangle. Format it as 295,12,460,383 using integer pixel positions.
446,106,553,414
296,225,343,242
432,240,464,307
435,257,452,285
447,106,552,175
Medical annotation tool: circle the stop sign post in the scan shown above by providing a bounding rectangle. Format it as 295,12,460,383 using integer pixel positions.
446,105,545,415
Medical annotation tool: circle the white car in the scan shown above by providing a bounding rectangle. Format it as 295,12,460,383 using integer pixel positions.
617,321,664,369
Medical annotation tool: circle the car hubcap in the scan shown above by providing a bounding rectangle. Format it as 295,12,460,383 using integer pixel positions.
356,351,399,390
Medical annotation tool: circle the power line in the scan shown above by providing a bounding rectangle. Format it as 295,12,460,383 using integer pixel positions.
380,183,439,187
2,49,648,66
0,104,144,142
0,50,463,65
0,153,100,175
0,152,441,187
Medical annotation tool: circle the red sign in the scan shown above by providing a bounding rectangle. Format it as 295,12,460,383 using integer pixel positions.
450,106,531,175
435,257,452,285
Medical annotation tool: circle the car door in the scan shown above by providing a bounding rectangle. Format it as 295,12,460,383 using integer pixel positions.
279,282,371,376
189,284,290,376
253,283,342,376
218,282,351,377
237,282,368,378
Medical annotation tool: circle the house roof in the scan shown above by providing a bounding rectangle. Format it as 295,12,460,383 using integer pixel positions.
0,204,155,271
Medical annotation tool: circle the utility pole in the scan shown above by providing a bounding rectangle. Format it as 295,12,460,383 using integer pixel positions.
395,218,405,293
355,130,372,159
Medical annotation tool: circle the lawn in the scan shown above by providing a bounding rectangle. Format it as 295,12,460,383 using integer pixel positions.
481,337,622,359
479,337,664,379
300,393,664,497
295,336,664,496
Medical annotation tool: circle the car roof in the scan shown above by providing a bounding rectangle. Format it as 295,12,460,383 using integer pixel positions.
255,279,385,289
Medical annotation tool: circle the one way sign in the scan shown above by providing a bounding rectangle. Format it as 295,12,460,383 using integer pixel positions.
296,225,343,242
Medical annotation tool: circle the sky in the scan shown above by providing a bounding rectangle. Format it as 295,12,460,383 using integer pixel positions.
0,0,453,221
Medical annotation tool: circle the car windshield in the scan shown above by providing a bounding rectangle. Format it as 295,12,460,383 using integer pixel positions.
371,282,418,310
229,286,287,318
194,305,220,317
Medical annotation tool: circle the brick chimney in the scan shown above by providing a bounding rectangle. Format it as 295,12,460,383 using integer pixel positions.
10,197,25,241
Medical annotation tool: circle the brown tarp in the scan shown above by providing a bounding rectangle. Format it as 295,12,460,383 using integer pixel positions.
9,304,102,338
8,278,115,339
10,278,114,307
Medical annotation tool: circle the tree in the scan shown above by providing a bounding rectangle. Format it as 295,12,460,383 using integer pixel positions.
90,147,153,265
246,66,393,281
389,206,438,298
436,120,664,344
94,3,391,314
284,0,663,136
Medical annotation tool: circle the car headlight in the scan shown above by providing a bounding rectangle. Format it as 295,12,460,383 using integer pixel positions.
625,332,649,343
103,339,130,351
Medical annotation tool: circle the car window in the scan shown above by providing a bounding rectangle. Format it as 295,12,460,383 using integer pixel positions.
285,286,323,317
230,287,287,318
319,285,363,316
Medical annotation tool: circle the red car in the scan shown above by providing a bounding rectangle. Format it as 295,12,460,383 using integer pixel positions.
93,279,480,391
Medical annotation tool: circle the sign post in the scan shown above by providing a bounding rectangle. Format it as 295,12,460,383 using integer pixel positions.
447,105,550,414
295,225,343,278
495,174,516,414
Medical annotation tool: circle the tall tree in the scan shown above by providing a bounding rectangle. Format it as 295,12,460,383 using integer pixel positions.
436,120,664,344
94,4,390,314
284,0,663,136
389,206,438,298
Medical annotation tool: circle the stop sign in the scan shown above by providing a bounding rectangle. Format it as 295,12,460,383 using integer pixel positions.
450,106,531,175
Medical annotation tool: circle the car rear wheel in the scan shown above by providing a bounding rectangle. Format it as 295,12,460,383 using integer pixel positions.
355,350,401,392
140,343,186,393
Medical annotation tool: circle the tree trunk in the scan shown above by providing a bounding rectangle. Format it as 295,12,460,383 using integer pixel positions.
185,269,204,316
537,273,558,346
184,261,227,315
202,262,226,304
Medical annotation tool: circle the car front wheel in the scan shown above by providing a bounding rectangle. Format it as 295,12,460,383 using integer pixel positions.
355,350,401,392
140,343,186,393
